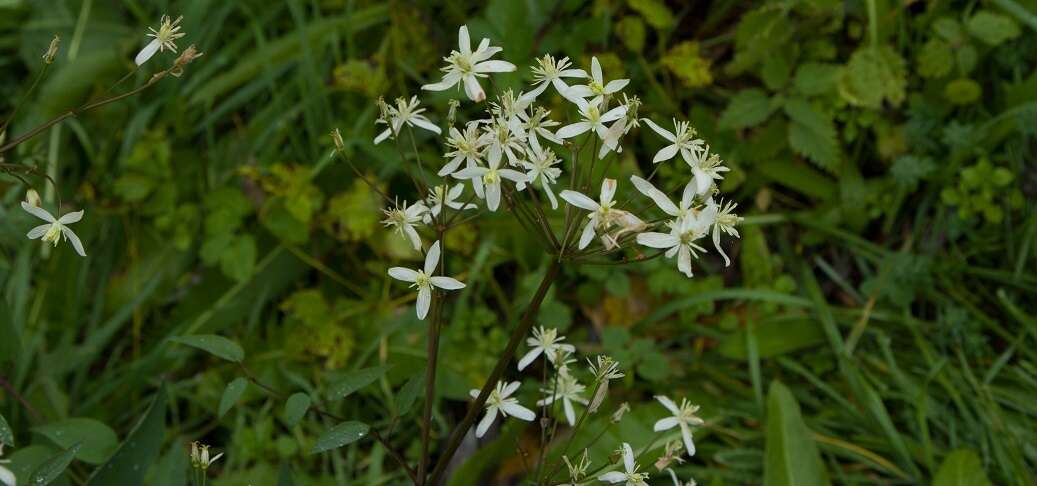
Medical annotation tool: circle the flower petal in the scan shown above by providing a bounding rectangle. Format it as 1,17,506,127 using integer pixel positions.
599,178,617,205
430,276,465,290
416,286,431,320
590,56,602,83
425,240,441,274
563,398,576,426
475,60,516,73
653,416,680,431
641,118,677,142
388,267,418,282
692,167,713,195
21,201,55,223
630,175,678,215
556,121,591,139
458,25,471,56
58,210,84,224
475,410,497,438
598,471,626,483
622,442,635,472
503,381,521,397
61,226,86,257
517,347,543,371
134,39,161,66
486,182,501,212
463,75,485,102
655,395,680,414
410,115,442,135
404,225,423,251
681,423,697,457
637,232,678,249
558,190,599,211
653,144,679,164
501,402,536,421
27,223,51,239
578,220,596,249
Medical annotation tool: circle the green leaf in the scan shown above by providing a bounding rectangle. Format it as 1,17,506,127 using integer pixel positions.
719,89,774,130
283,393,312,427
0,413,12,447
170,334,244,362
840,46,907,108
627,0,674,30
944,78,982,105
29,443,80,486
219,378,248,418
793,63,842,96
85,387,168,486
764,381,828,486
967,11,1020,46
916,39,953,79
33,418,118,464
327,365,391,400
219,234,257,282
719,318,825,359
311,421,370,454
784,98,840,171
932,449,991,486
395,373,423,417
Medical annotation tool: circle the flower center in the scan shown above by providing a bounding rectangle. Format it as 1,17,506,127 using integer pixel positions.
42,223,62,246
414,271,431,289
590,81,605,94
483,169,500,185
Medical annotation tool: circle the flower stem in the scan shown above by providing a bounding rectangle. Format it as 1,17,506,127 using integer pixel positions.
427,260,562,484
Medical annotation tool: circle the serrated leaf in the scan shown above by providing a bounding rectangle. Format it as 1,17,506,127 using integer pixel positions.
33,418,118,464
327,365,391,400
793,63,841,96
916,39,954,78
283,393,312,427
967,11,1020,46
218,378,248,418
0,413,12,447
311,421,370,454
170,334,244,362
764,381,828,486
719,89,774,130
784,98,839,171
840,46,906,108
29,443,80,486
395,373,423,417
891,155,935,189
932,449,992,486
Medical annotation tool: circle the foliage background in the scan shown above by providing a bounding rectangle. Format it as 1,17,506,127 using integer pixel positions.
1,0,1036,484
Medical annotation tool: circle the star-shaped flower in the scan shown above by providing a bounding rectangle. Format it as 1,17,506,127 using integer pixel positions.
135,14,185,66
422,25,516,102
374,96,441,144
22,201,86,256
652,395,705,457
640,118,704,166
471,381,536,438
565,56,629,102
598,443,648,485
517,326,576,371
387,240,465,320
382,200,428,251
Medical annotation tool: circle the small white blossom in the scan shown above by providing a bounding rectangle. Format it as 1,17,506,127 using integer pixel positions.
598,443,648,485
471,381,536,438
423,184,477,224
652,396,705,457
555,97,626,150
520,106,563,146
635,208,713,278
388,241,465,320
537,372,588,425
382,200,428,251
481,116,527,167
641,118,704,166
452,142,527,212
517,135,563,209
587,355,624,413
190,442,224,470
527,54,588,101
707,197,742,266
439,122,486,176
560,179,641,250
566,56,630,101
686,145,729,196
22,201,86,256
630,175,698,221
518,326,576,371
374,96,441,144
135,15,185,66
422,25,516,102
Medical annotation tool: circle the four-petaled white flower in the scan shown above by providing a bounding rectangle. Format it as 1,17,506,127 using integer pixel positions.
527,54,588,101
382,200,428,251
135,14,185,66
452,143,527,212
556,97,627,149
560,179,639,250
374,96,442,144
652,395,705,457
517,136,563,209
685,145,730,196
636,207,714,278
587,355,624,413
0,444,15,486
537,372,588,425
708,197,742,266
598,443,648,485
520,106,563,146
424,184,477,224
518,326,576,371
641,118,704,166
422,25,516,102
566,56,630,102
440,122,486,177
630,175,698,221
22,201,86,256
388,240,465,320
472,381,536,438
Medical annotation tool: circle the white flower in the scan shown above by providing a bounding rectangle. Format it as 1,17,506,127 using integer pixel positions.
517,136,563,209
423,184,477,224
560,179,640,250
629,175,697,220
526,54,588,101
556,96,626,151
635,208,713,278
190,442,224,470
652,396,705,457
566,56,630,101
22,201,86,256
481,117,527,168
135,14,185,66
452,142,527,212
439,122,486,176
471,381,536,438
422,25,516,102
598,443,648,485
517,326,576,371
641,118,704,166
587,355,624,413
563,450,592,485
520,106,563,146
374,96,441,144
388,241,465,320
537,372,588,426
0,444,15,486
686,145,730,196
382,200,428,251
707,197,742,266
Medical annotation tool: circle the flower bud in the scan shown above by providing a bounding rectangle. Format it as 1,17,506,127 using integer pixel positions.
170,45,203,77
43,35,60,64
331,128,345,152
25,189,41,207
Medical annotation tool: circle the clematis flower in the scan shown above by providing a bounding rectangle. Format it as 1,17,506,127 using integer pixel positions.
422,25,516,102
135,15,185,66
374,96,441,144
652,396,704,457
382,200,428,251
537,372,588,426
555,96,626,150
471,381,536,438
559,179,640,250
22,201,86,256
388,241,465,320
635,207,714,278
685,145,730,196
640,118,704,166
598,443,648,485
440,122,486,177
706,197,742,266
565,56,630,102
520,105,563,146
517,136,563,209
451,142,527,212
517,326,576,371
587,355,624,413
526,54,588,101
423,184,477,224
190,442,224,470
629,175,698,221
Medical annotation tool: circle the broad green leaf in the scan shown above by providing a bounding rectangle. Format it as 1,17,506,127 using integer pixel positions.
283,393,312,427
311,421,370,454
0,413,12,446
916,39,953,79
219,378,248,418
719,89,774,130
784,98,840,171
395,373,424,417
170,334,244,362
327,365,391,400
793,63,842,96
85,386,168,485
839,46,907,108
764,381,828,486
966,11,1020,46
220,234,257,282
718,318,825,359
29,443,80,486
932,449,991,486
627,0,674,29
33,418,117,464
